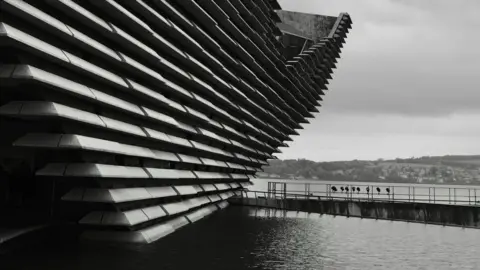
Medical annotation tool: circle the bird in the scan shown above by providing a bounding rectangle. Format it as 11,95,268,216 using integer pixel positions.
340,186,345,192
376,187,381,194
331,186,338,193
345,187,349,192
386,188,390,194
366,187,370,193
351,187,355,193
357,187,361,193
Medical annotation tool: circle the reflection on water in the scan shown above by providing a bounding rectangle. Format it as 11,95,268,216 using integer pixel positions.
1,207,479,270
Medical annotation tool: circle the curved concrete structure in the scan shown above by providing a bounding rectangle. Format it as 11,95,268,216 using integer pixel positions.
0,0,351,243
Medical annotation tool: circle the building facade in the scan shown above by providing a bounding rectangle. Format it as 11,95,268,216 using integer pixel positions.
0,0,351,243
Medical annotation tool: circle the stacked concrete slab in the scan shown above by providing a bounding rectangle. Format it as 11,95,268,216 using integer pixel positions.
0,0,351,243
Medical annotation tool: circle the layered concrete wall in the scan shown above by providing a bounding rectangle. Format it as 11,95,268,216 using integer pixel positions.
0,0,352,243
231,197,480,228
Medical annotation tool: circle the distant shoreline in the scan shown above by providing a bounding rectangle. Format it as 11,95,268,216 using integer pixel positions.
255,178,480,186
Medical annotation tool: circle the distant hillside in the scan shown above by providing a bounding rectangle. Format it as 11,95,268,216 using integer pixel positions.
260,155,480,185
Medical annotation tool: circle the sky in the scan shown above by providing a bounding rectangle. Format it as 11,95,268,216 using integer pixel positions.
276,0,480,162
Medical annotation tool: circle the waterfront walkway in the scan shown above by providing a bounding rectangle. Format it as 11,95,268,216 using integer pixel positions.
229,182,480,228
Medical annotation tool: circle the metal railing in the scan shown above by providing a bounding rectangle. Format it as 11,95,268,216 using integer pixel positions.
251,181,480,206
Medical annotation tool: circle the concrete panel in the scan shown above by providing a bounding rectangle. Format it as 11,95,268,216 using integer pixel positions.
214,183,230,191
13,133,62,148
36,163,67,176
200,158,229,168
217,201,229,209
96,0,154,33
99,116,146,137
79,212,103,225
145,187,177,199
140,223,175,243
195,171,231,179
64,163,149,178
229,183,241,189
208,194,222,203
123,209,149,225
177,154,202,165
12,65,97,99
66,26,121,61
152,32,187,58
143,128,172,143
109,24,160,59
90,89,143,115
185,208,207,223
81,189,115,203
197,196,211,206
162,202,189,216
230,173,249,180
0,64,15,77
125,0,173,29
142,107,178,127
109,188,152,202
167,134,193,148
173,185,199,196
61,188,85,201
151,150,180,162
167,216,189,230
146,168,196,179
226,162,246,170
18,102,106,127
99,212,130,226
120,53,164,81
3,0,71,35
142,205,167,220
201,184,216,192
218,193,230,200
183,198,202,209
127,80,169,105
0,22,69,62
239,181,253,188
59,134,154,158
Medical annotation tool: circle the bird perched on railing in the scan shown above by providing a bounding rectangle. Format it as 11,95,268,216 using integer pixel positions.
357,187,361,193
351,186,355,193
331,186,337,193
340,186,345,193
366,187,370,194
386,188,390,194
376,187,381,195
345,187,349,193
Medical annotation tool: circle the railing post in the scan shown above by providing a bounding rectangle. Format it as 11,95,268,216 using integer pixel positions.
468,189,471,205
454,188,457,205
449,188,451,204
413,186,415,203
433,187,436,204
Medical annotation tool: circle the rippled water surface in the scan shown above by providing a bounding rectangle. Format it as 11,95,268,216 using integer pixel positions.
1,207,479,270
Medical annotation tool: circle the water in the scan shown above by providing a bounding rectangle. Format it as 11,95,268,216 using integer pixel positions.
1,206,479,270
251,179,480,205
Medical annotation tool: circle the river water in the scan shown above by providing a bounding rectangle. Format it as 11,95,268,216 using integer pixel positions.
1,180,479,270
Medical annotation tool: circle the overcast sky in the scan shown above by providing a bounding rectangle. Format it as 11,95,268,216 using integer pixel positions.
277,0,480,162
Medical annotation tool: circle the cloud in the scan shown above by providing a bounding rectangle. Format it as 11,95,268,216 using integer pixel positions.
276,0,480,161
279,0,480,117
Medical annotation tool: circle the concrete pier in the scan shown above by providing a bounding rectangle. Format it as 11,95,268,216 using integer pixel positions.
229,197,480,228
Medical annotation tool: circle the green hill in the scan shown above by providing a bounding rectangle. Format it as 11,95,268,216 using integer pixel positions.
261,155,480,185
